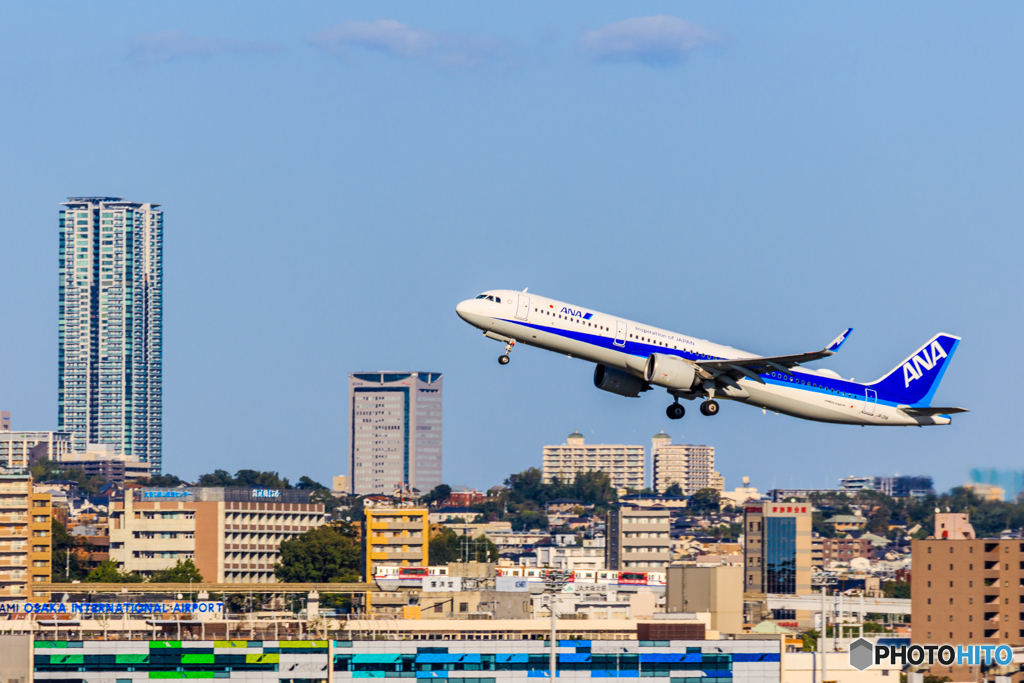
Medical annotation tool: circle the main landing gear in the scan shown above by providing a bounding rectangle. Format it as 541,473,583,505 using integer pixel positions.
666,402,685,420
498,339,516,365
700,400,720,416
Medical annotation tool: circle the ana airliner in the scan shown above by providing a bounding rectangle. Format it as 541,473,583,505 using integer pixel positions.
455,290,967,426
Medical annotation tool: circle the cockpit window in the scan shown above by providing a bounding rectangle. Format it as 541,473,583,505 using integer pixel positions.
475,294,488,299
494,297,501,303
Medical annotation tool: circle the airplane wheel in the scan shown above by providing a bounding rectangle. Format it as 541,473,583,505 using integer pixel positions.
666,403,685,420
498,355,510,365
703,400,720,416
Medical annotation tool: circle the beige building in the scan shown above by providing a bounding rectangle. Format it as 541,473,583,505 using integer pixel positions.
0,430,72,470
110,487,324,583
666,564,744,634
912,517,1022,681
651,432,723,496
59,444,150,483
743,501,812,597
364,504,429,580
606,505,671,570
543,431,644,492
0,475,52,604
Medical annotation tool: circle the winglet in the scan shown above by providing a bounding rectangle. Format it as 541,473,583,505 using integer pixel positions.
825,328,854,354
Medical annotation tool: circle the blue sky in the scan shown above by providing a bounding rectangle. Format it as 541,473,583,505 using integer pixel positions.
1,3,1022,495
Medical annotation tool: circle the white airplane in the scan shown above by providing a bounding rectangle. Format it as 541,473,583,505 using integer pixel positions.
456,290,967,426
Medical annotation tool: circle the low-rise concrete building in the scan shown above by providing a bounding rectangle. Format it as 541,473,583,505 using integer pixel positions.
110,487,324,583
606,505,671,570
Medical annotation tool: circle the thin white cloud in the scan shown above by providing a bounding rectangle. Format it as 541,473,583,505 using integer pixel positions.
307,19,510,68
579,16,718,66
128,31,280,68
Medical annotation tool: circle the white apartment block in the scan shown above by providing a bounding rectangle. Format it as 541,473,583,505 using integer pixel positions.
58,198,163,472
651,432,723,496
542,432,644,492
525,539,607,572
0,431,73,470
348,372,443,496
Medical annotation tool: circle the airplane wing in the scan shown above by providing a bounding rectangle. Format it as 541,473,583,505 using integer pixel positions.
898,406,970,416
694,328,853,381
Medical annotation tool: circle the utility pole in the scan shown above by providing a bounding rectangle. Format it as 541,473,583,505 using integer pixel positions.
544,570,571,681
813,572,836,683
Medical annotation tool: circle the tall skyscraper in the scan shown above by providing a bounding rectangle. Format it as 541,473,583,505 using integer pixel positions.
58,198,163,472
348,372,442,495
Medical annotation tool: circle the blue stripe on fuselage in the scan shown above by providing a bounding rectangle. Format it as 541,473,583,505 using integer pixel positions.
498,317,911,408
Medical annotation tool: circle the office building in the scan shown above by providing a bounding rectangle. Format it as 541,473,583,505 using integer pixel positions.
0,475,52,605
606,505,671,570
109,487,324,583
651,432,723,496
348,372,443,495
911,513,1021,681
743,502,812,597
363,503,429,581
0,425,72,470
58,198,163,472
543,432,644,492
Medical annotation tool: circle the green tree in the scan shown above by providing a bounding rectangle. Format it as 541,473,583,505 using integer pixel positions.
85,560,143,583
665,483,683,497
51,520,90,582
429,527,499,564
275,525,361,583
144,474,185,487
689,488,721,513
882,580,911,599
150,559,203,583
198,469,291,489
421,484,452,507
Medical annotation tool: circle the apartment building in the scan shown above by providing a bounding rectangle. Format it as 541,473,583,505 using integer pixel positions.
543,432,644,492
650,432,723,496
59,443,150,483
58,198,163,471
109,487,324,583
0,429,72,470
606,505,671,571
364,504,430,581
0,475,52,605
911,513,1021,681
821,537,874,564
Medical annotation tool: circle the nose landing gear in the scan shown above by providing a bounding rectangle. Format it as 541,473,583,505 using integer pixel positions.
498,339,516,365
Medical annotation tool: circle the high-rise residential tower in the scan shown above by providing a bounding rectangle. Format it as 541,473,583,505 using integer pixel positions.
651,432,723,496
58,198,163,472
348,372,443,495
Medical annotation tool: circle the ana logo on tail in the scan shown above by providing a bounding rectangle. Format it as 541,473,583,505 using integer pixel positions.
902,341,948,388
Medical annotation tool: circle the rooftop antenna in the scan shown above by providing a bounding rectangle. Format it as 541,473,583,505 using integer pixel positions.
524,287,529,292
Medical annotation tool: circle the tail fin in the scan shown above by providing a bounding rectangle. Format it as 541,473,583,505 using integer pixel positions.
867,333,961,406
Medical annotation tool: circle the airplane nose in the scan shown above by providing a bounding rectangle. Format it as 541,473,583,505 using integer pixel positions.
456,299,473,322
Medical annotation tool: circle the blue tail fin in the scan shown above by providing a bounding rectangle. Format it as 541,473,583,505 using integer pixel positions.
867,333,961,407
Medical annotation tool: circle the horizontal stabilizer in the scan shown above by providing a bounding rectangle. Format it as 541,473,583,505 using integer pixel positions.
899,406,969,416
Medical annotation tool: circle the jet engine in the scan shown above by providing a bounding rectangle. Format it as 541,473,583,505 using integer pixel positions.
593,365,649,398
644,353,699,391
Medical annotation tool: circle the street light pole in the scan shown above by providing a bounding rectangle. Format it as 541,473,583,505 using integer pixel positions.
544,570,571,681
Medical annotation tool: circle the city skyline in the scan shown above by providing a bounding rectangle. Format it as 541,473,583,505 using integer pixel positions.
0,3,1020,491
57,198,163,472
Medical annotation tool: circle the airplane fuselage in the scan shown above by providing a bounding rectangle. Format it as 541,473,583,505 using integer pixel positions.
456,290,953,427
